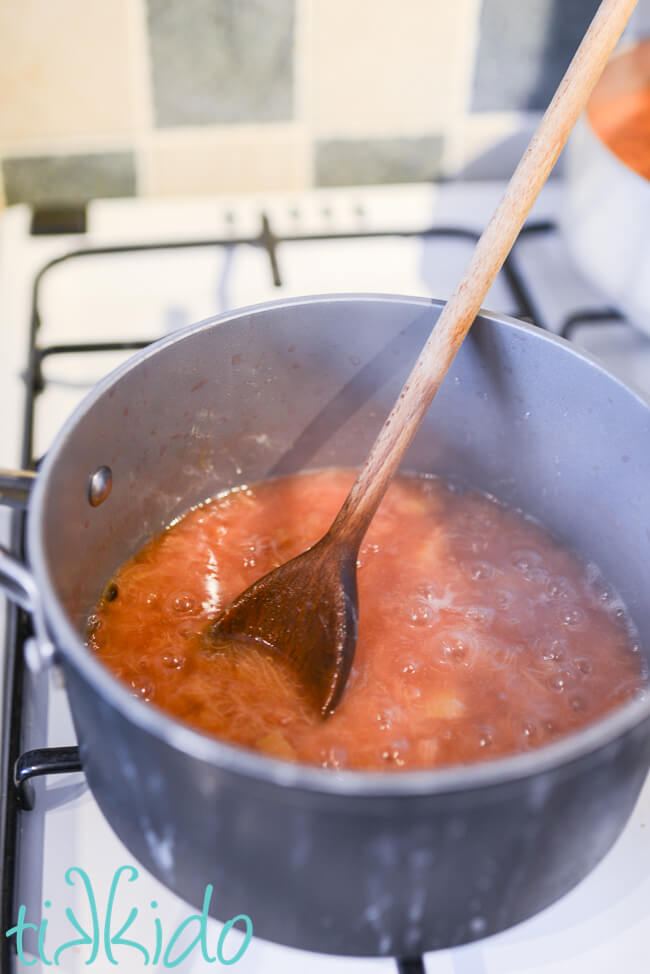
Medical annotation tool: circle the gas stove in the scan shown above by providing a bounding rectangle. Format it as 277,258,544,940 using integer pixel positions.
1,181,650,974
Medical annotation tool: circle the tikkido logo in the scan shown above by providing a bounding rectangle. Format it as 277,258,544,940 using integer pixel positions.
5,865,253,968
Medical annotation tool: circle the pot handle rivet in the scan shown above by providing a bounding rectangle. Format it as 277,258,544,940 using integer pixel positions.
88,466,112,507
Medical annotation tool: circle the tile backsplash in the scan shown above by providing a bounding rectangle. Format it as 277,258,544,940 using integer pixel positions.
0,0,647,208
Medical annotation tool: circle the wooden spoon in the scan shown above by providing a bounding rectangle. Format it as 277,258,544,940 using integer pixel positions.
208,0,638,717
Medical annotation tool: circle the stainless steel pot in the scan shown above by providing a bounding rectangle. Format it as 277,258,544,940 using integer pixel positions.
563,37,650,331
2,294,650,956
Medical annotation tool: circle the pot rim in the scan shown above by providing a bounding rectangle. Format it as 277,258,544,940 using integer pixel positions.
27,292,650,798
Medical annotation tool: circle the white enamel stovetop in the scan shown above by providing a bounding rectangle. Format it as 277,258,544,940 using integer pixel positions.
1,182,650,973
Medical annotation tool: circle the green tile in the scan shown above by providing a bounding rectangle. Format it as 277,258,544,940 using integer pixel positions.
147,0,295,126
315,135,444,187
2,152,136,206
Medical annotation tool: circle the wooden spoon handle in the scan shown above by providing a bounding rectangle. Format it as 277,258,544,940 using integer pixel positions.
332,0,637,544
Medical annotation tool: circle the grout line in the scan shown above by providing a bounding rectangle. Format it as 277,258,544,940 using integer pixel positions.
0,123,312,158
440,0,484,178
127,0,156,197
301,118,454,142
141,121,306,144
294,0,315,188
0,135,137,159
459,0,484,117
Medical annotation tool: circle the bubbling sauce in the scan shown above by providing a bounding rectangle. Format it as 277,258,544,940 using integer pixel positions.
88,469,646,771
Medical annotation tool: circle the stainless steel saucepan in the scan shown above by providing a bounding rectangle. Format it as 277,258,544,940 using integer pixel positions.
563,36,650,331
1,294,649,956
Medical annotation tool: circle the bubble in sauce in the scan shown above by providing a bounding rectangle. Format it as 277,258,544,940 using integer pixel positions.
322,746,348,770
561,607,586,628
519,718,537,741
478,728,494,748
547,576,576,600
538,636,567,663
470,561,494,581
512,549,544,570
376,710,396,731
462,605,495,627
440,635,469,664
162,653,186,670
170,593,197,614
549,672,571,692
381,747,406,767
408,600,435,627
130,678,154,701
87,614,102,636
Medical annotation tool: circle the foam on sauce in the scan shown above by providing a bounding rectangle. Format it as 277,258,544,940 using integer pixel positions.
88,469,647,771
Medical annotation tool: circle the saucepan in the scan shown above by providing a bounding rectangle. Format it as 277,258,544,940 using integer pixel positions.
563,36,650,331
1,293,650,956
